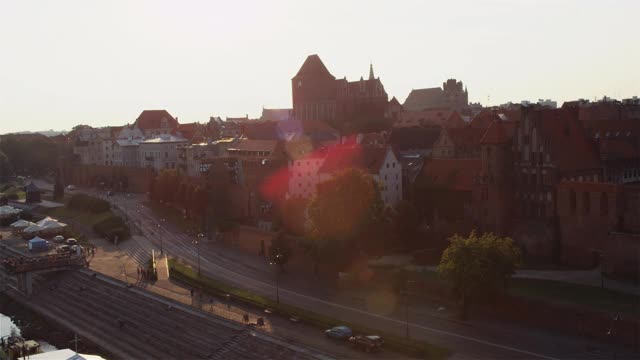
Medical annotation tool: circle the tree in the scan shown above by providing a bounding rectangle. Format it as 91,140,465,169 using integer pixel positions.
280,196,309,236
0,150,10,183
153,169,180,203
391,200,422,250
438,231,522,319
307,168,384,268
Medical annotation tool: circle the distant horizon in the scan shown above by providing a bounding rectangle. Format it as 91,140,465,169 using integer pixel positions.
1,0,638,133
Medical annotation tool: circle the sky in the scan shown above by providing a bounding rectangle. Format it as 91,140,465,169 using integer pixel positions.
0,0,638,133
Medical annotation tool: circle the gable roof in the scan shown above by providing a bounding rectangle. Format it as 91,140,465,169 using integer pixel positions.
319,145,390,175
260,108,293,122
241,121,281,141
446,126,485,147
421,158,481,192
480,120,509,145
135,110,178,130
403,88,445,111
395,109,464,129
389,96,401,107
293,54,334,79
389,127,441,151
530,108,601,172
227,139,280,153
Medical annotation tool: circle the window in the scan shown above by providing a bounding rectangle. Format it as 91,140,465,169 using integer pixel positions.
582,192,590,215
392,162,396,168
570,191,577,215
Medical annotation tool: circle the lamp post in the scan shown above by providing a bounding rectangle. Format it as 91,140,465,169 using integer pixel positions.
269,250,285,304
193,233,203,276
158,218,165,255
404,277,416,339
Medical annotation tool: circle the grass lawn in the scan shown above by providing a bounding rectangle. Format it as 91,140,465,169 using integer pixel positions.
45,206,113,228
169,259,451,359
409,268,639,315
509,278,639,315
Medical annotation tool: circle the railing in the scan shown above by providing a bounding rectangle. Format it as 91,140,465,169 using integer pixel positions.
2,254,85,274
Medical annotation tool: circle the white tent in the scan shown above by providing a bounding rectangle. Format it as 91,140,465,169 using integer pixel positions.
23,224,45,234
43,220,67,229
36,216,59,227
10,219,36,228
0,205,21,218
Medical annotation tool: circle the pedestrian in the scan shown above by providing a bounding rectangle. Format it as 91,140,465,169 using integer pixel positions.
142,268,146,280
137,267,140,279
209,297,214,311
190,288,194,297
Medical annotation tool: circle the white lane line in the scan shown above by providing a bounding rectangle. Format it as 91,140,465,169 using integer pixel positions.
122,199,560,360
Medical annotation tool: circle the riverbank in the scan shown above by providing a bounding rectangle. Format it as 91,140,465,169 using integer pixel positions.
0,293,113,359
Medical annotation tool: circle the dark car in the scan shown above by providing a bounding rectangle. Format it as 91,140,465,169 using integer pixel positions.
324,326,352,340
348,335,384,352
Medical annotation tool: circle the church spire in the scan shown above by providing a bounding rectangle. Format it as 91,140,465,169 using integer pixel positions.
369,63,375,80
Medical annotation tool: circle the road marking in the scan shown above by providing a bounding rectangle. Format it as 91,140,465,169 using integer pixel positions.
122,197,561,360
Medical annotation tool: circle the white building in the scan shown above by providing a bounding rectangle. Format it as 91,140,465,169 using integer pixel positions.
287,144,402,207
139,135,189,171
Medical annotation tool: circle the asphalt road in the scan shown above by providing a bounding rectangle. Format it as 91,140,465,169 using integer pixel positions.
80,189,637,359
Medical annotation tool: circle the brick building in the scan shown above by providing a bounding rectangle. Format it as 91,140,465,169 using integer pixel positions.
291,55,388,127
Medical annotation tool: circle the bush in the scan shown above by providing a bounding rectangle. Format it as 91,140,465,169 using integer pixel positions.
68,194,110,213
93,214,130,242
6,193,18,201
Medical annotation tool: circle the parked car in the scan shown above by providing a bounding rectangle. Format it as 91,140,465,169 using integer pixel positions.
348,335,384,352
53,235,65,243
66,185,76,191
56,245,70,253
66,238,78,246
324,326,352,340
107,190,114,196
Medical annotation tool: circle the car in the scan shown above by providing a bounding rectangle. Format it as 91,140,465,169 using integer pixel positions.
66,238,78,246
66,185,76,191
53,235,65,243
324,326,352,340
107,190,114,196
348,335,384,352
56,245,70,253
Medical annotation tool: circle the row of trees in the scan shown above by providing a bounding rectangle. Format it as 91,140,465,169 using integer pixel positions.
277,168,522,320
278,168,424,269
0,134,71,177
149,169,209,220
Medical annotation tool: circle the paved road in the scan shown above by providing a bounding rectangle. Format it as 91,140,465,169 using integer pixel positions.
76,189,639,359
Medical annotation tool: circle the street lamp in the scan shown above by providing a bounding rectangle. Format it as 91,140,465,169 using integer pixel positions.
158,218,166,255
404,278,416,339
269,250,285,305
193,233,203,276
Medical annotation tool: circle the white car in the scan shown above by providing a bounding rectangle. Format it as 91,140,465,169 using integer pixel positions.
53,235,65,243
66,185,76,191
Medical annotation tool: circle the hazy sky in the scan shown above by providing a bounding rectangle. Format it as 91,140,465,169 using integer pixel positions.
1,0,638,133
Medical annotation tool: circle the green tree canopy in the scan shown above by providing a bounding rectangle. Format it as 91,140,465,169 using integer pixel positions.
307,168,385,268
280,196,309,236
438,231,522,319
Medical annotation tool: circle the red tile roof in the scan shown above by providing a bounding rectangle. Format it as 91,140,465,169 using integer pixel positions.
421,158,481,192
294,54,334,79
318,145,389,175
135,110,178,130
480,120,509,145
531,108,601,172
395,109,465,129
447,126,485,147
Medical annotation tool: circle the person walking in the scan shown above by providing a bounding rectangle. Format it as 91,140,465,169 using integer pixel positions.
137,267,140,279
190,288,194,297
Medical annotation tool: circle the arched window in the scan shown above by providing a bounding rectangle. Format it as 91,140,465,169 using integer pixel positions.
600,192,609,216
582,192,591,215
570,191,577,215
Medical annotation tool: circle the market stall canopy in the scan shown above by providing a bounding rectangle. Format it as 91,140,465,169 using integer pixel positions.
23,224,45,233
0,205,21,217
10,219,36,228
43,220,67,229
36,216,59,227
